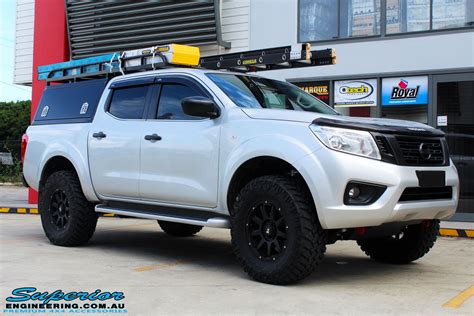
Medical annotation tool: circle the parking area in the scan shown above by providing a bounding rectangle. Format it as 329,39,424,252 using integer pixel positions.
0,213,473,315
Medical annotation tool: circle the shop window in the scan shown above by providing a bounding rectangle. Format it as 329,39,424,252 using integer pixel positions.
299,0,474,41
380,76,429,124
299,0,338,41
340,0,381,38
386,0,431,34
381,105,428,124
432,0,474,30
299,0,381,41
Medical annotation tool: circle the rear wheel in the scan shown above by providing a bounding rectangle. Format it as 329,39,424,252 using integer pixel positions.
358,220,439,264
39,170,98,246
157,221,203,237
230,175,326,285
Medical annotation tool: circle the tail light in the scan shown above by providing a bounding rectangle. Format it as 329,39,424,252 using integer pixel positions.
21,134,28,162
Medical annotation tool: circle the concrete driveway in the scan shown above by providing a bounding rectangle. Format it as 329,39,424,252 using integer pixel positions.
0,214,473,315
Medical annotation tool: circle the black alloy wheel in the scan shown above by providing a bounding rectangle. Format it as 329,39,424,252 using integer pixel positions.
50,190,70,229
246,201,287,261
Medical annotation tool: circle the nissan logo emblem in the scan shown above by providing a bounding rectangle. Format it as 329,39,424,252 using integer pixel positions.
418,143,432,160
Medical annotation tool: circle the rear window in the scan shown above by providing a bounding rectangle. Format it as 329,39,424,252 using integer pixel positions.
108,85,149,119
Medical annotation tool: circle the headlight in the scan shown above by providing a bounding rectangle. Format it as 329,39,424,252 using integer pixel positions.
310,125,381,160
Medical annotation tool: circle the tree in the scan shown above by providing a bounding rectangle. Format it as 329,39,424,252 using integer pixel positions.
0,100,31,182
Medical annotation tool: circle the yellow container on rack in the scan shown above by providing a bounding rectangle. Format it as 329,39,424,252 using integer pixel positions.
156,44,201,66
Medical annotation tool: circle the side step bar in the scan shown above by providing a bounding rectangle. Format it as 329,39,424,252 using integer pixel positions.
95,204,230,228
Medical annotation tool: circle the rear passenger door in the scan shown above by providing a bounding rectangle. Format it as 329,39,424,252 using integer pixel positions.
89,79,153,199
139,76,220,207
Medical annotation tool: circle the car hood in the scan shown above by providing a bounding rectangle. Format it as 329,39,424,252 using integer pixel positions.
241,108,444,136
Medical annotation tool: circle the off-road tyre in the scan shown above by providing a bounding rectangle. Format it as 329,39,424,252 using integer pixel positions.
357,220,440,264
231,175,326,285
158,221,203,237
39,170,98,246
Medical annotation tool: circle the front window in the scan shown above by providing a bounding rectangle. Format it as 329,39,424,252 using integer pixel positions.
207,73,338,115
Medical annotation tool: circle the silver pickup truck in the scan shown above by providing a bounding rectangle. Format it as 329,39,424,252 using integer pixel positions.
23,46,458,285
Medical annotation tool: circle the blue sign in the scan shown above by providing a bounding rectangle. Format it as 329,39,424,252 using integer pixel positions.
382,76,428,106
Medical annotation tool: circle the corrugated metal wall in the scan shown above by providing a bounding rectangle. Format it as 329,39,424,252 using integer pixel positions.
65,0,233,59
14,0,35,85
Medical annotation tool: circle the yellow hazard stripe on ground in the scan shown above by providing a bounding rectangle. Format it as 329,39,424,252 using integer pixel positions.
443,285,474,308
0,207,114,217
439,228,474,238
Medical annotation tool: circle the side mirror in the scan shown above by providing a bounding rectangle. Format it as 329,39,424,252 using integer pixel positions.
181,96,220,119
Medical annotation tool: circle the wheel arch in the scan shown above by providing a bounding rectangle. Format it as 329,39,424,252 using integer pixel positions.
40,155,76,188
38,155,98,202
225,155,320,223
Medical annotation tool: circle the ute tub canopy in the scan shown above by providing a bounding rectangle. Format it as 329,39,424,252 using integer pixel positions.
32,79,107,125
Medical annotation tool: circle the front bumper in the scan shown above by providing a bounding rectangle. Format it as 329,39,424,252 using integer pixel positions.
293,148,459,230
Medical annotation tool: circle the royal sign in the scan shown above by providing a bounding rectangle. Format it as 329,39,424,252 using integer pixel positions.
382,76,428,106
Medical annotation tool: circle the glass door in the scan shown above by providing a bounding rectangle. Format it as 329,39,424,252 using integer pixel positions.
433,73,474,220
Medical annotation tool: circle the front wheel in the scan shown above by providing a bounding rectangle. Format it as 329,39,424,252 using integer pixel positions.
357,220,440,264
231,175,326,285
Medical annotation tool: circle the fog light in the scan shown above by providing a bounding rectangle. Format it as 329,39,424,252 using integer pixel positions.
344,181,387,206
348,186,360,199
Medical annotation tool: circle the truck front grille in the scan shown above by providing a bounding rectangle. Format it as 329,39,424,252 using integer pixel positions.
395,136,445,166
373,134,449,166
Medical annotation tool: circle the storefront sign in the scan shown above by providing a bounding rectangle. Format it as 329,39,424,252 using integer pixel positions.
382,76,428,106
292,81,330,105
334,79,377,107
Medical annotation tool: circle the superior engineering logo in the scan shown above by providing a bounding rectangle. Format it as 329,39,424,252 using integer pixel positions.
391,79,420,100
3,287,127,314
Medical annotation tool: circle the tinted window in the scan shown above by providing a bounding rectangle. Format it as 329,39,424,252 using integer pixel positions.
109,85,149,119
157,84,205,120
207,73,338,115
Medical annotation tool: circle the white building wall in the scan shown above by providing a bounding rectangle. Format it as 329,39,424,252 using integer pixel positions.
200,0,250,56
247,0,474,81
14,0,35,85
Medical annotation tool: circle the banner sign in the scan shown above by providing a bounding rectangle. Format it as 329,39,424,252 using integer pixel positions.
292,81,330,105
382,76,428,106
334,79,377,107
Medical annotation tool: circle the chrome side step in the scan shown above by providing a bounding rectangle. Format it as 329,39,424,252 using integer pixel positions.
95,204,230,228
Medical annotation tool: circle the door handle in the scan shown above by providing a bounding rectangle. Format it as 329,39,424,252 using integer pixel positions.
144,133,162,141
92,131,106,139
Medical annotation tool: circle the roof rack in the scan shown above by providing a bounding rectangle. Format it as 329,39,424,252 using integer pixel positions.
38,43,336,84
200,43,336,72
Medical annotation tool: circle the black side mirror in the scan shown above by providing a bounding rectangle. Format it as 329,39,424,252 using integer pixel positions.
181,96,220,119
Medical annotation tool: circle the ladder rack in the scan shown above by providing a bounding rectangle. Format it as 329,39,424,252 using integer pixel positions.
38,43,336,84
200,44,336,72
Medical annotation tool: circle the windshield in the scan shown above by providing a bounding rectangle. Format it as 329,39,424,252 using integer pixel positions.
207,73,338,115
